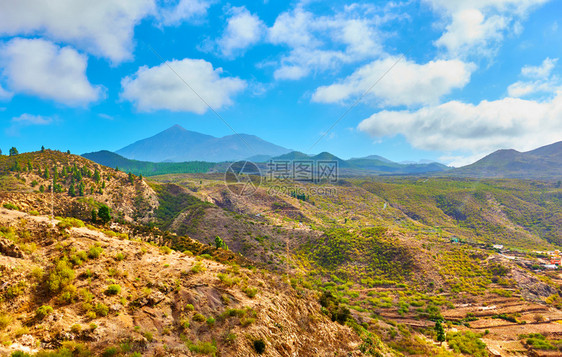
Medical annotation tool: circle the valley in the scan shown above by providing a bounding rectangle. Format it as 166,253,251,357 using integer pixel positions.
1,149,562,356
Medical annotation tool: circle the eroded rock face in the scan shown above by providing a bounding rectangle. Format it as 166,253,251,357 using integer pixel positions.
0,209,367,357
512,268,557,300
0,237,23,258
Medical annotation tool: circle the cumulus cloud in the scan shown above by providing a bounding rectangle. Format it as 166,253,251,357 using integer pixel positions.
0,0,155,63
267,4,389,80
507,57,559,97
521,57,557,79
425,0,550,57
121,58,246,113
312,57,475,106
216,6,265,58
1,38,102,106
157,0,212,26
357,93,562,162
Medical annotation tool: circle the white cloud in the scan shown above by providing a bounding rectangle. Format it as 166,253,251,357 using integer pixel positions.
358,93,562,160
521,57,557,78
425,0,550,57
12,113,53,126
216,7,265,58
0,84,12,101
121,58,246,113
267,4,388,80
1,38,102,106
157,0,212,26
507,57,559,97
0,0,155,63
6,113,54,136
312,57,475,106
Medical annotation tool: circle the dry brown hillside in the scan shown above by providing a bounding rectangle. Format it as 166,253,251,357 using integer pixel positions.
0,208,384,356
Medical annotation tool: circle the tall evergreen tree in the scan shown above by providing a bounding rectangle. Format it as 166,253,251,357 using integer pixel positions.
68,183,76,197
9,147,18,156
435,320,445,345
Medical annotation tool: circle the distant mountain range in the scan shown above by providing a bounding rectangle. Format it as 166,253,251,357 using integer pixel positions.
83,124,562,180
116,124,291,162
448,141,562,180
82,148,450,177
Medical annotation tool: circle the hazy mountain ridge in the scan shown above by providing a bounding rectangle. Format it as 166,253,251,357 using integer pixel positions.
116,125,291,162
450,141,562,180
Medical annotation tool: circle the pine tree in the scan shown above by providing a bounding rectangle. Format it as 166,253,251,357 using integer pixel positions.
9,147,18,156
93,169,101,183
78,182,85,196
98,205,111,224
40,146,45,153
68,183,76,197
435,320,445,345
128,172,134,184
0,148,2,155
44,168,50,179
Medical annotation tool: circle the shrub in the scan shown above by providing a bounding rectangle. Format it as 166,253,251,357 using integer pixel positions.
46,260,75,293
206,317,215,326
240,317,256,327
114,253,125,261
143,332,153,342
36,305,54,319
191,263,205,273
70,324,82,334
254,339,266,354
160,246,172,254
187,340,217,355
447,331,488,357
57,217,85,229
102,347,119,357
94,303,109,317
243,286,258,298
3,203,19,210
105,284,121,295
88,245,103,259
185,304,195,311
0,313,12,330
193,313,206,322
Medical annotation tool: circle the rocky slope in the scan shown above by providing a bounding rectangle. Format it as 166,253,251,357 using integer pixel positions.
0,208,376,356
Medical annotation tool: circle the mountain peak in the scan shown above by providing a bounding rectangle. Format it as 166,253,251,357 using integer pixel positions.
166,124,187,132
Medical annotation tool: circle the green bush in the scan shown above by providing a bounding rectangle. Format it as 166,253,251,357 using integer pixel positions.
3,203,19,210
46,260,75,293
187,340,217,356
105,284,121,295
254,339,266,354
57,217,85,229
447,331,488,357
243,286,258,298
193,313,206,322
88,245,103,259
94,303,109,317
36,305,54,319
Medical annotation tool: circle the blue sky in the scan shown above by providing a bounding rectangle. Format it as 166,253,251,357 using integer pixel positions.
0,0,561,166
